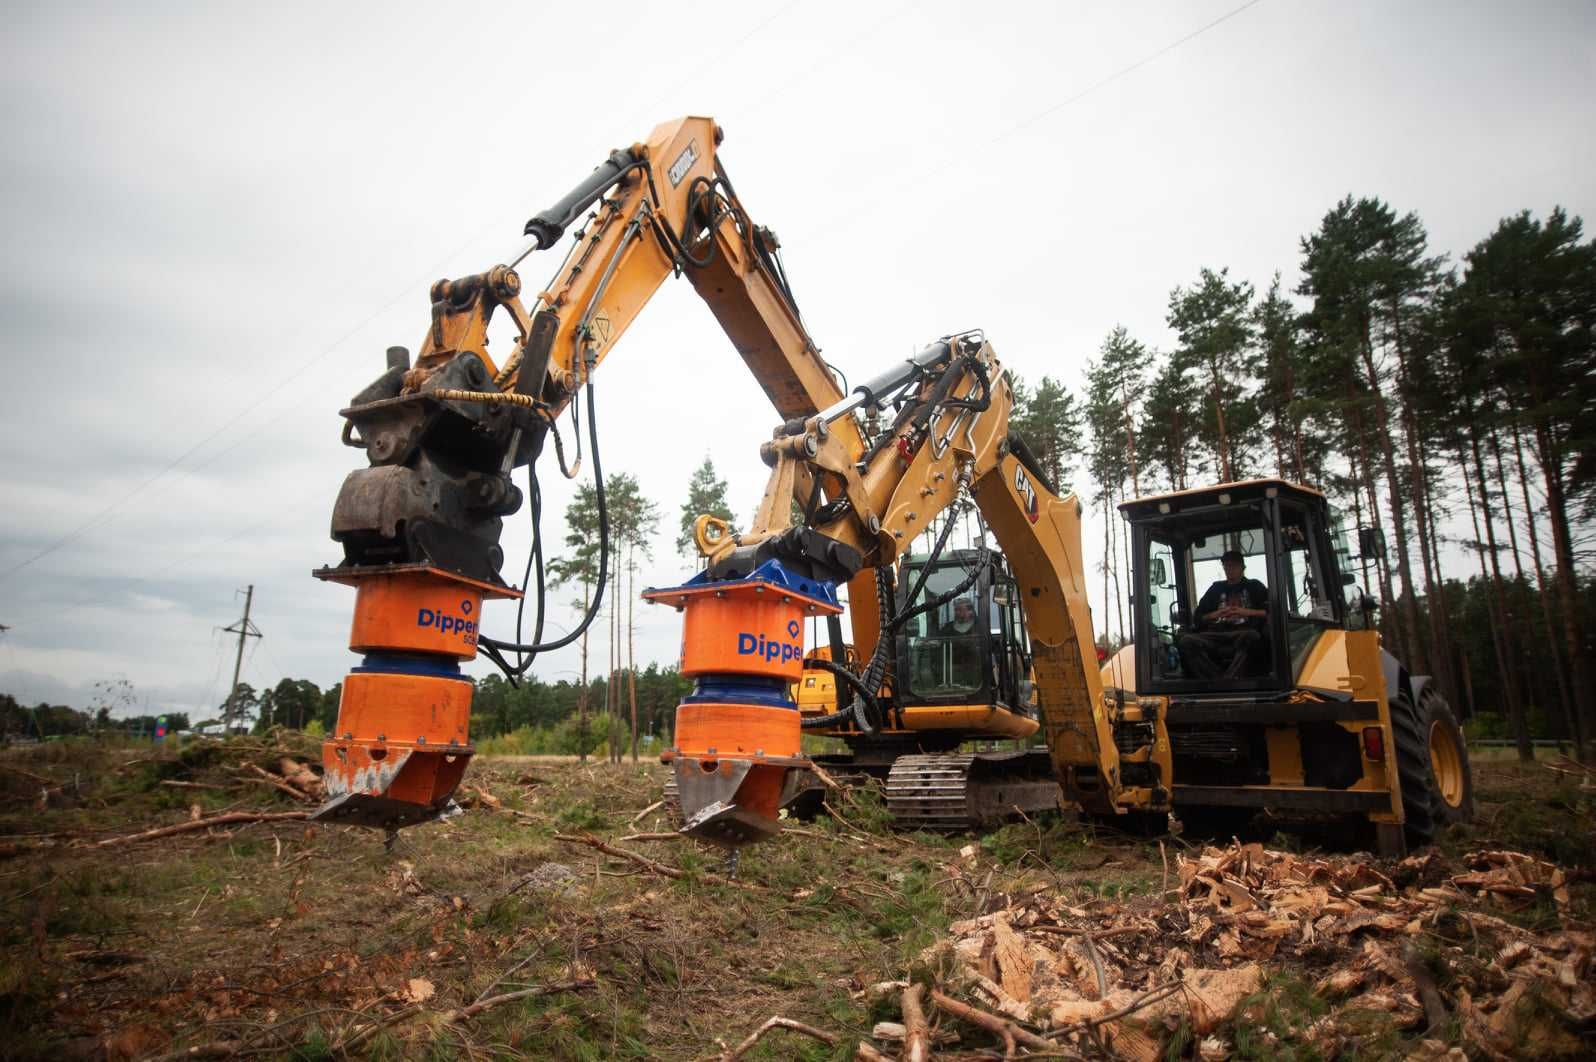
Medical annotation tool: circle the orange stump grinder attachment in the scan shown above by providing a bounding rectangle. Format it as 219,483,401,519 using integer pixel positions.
311,565,519,832
644,560,841,848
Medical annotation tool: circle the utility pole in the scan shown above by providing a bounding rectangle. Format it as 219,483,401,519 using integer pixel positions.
222,585,262,733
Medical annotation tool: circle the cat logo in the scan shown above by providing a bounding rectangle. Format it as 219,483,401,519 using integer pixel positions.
1014,464,1040,524
667,140,700,187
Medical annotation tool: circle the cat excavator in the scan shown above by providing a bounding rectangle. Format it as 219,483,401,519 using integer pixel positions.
312,116,1471,856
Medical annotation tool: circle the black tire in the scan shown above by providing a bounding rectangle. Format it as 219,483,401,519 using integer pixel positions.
1389,690,1438,849
1418,686,1475,826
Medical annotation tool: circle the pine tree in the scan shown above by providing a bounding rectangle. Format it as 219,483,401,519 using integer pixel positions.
1139,355,1204,491
547,482,602,761
1167,268,1256,482
1010,373,1085,490
1452,207,1596,750
677,455,737,559
1299,198,1438,670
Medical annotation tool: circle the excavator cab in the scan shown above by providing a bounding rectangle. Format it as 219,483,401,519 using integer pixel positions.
894,549,1036,719
1126,480,1346,695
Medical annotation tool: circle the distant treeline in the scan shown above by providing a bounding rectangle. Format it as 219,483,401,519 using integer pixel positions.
0,693,189,739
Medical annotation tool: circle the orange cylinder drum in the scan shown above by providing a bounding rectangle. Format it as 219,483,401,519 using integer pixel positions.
645,579,842,682
310,564,518,832
645,563,840,847
348,572,484,660
673,702,802,760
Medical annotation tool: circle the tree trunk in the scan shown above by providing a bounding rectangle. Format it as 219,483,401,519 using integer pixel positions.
1109,483,1126,641
1206,361,1233,482
1532,421,1596,754
578,580,591,764
1512,420,1578,746
1490,429,1551,720
1469,430,1533,762
1348,395,1402,657
628,544,639,764
1413,427,1458,707
1355,332,1426,675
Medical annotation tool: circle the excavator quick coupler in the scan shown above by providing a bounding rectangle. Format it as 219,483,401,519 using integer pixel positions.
643,560,840,848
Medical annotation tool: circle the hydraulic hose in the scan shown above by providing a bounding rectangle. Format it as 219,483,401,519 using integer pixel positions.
802,567,894,733
480,371,609,658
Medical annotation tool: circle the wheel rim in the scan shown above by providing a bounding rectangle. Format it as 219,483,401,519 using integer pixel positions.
1428,719,1465,808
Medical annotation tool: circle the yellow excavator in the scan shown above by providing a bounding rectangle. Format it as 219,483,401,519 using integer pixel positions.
311,116,1472,856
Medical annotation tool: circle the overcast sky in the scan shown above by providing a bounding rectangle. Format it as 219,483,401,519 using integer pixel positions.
1,0,1592,717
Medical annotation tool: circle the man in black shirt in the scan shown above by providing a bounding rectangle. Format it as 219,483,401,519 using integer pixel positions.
1177,550,1269,679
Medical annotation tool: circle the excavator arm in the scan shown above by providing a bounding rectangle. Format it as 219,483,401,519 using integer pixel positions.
313,117,885,834
651,332,1142,845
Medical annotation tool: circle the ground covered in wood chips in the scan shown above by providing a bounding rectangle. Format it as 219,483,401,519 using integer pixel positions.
1,736,1592,1060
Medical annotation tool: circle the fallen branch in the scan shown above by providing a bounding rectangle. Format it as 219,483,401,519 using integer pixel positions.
617,831,680,843
721,1016,837,1060
931,988,1058,1053
159,780,233,791
553,833,763,890
90,810,311,848
810,761,843,790
1060,982,1182,1032
242,764,314,802
855,1042,890,1062
335,979,594,1050
0,763,56,785
443,979,594,1023
900,984,931,1062
630,799,664,824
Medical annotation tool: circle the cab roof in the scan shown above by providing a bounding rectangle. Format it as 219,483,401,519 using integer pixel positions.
1117,478,1325,520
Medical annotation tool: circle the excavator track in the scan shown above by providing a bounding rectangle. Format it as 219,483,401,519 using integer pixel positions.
885,749,1062,831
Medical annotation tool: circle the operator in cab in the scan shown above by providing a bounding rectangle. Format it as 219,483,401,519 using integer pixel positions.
1178,549,1268,679
940,597,984,688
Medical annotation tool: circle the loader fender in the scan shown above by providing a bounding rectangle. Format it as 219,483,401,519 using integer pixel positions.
1378,648,1412,711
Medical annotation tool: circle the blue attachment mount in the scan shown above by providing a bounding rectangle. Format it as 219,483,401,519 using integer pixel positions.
643,557,841,612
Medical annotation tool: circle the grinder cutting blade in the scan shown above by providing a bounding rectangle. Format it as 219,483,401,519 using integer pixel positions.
673,754,811,847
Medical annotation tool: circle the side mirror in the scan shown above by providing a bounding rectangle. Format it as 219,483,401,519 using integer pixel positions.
1357,526,1386,558
1361,594,1380,613
1170,604,1190,627
1150,558,1168,586
1340,572,1357,586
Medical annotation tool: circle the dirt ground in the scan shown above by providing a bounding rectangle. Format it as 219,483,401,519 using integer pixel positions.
1,737,1591,1060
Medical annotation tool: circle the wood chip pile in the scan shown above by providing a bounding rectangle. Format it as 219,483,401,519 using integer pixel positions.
914,842,1590,1060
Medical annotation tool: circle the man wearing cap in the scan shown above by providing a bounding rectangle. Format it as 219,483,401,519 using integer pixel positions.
1177,550,1269,679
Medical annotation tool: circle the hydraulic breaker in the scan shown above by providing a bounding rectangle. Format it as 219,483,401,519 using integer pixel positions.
643,560,840,847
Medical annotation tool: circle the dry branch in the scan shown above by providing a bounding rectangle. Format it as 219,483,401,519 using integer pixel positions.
855,1042,890,1062
900,984,932,1062
930,988,1058,1053
444,979,594,1023
158,780,233,791
630,799,664,824
242,764,314,802
720,1016,837,1060
90,810,310,848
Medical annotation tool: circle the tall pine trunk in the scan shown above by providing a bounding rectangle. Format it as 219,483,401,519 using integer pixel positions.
1512,421,1578,746
1533,422,1596,753
1468,430,1533,762
628,544,640,764
1355,332,1426,675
